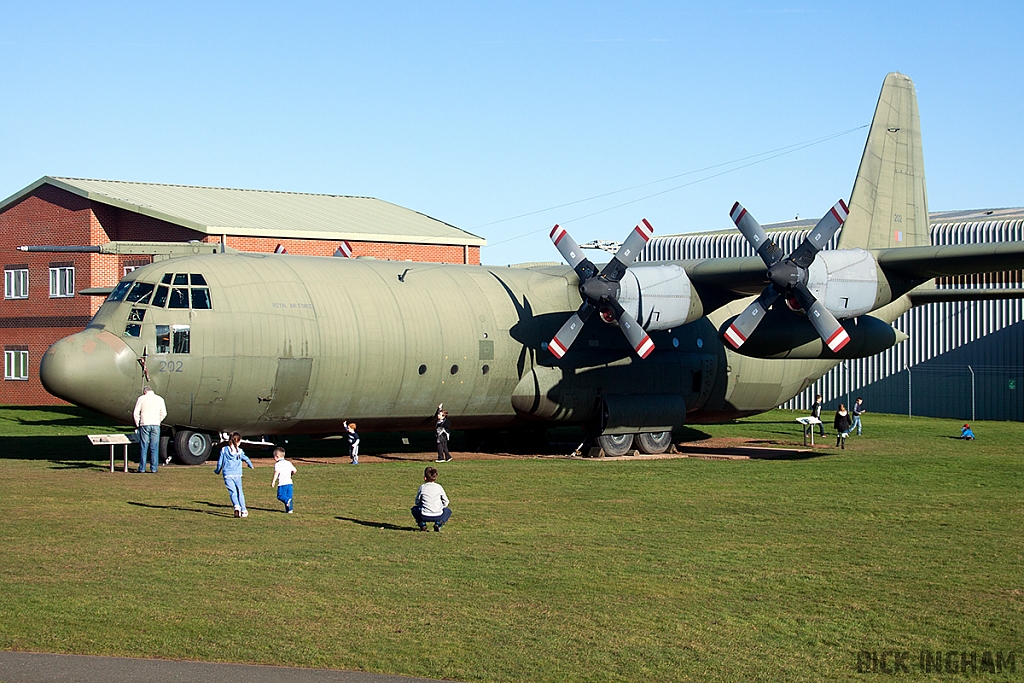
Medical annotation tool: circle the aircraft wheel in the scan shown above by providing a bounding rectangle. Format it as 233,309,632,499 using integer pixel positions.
636,431,673,454
174,430,213,465
596,433,634,456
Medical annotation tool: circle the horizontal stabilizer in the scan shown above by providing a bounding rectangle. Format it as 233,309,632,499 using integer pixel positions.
877,241,1024,279
908,287,1024,305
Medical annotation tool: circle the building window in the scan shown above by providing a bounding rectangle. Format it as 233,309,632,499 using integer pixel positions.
4,268,29,299
4,350,28,380
49,266,75,298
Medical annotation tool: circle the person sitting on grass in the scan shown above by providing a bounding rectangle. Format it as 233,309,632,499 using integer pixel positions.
961,423,976,440
411,466,452,532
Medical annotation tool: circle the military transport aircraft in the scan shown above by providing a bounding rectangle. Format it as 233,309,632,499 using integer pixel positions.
36,73,1024,462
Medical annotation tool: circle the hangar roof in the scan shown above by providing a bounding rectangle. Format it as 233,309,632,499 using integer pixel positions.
669,207,1024,238
0,176,486,247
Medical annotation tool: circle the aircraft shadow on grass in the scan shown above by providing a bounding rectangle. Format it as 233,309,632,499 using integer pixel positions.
336,516,419,532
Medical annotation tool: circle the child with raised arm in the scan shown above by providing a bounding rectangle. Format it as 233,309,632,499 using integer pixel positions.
411,466,452,532
343,421,359,464
270,447,297,513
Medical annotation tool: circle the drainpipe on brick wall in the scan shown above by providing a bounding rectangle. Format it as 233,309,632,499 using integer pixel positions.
220,234,227,253
464,244,469,264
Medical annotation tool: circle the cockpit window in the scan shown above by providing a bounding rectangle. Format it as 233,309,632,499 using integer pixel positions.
172,325,190,354
124,323,141,338
155,325,170,353
154,274,212,309
152,285,169,308
191,288,212,309
128,308,146,322
125,282,155,304
168,288,190,309
108,281,133,302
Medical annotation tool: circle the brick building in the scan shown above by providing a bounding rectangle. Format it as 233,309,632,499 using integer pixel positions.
1,176,485,405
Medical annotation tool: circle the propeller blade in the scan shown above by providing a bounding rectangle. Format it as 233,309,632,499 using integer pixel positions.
597,219,654,282
604,299,654,359
548,302,595,358
730,202,784,268
792,284,851,353
790,199,850,268
722,285,781,349
550,224,598,281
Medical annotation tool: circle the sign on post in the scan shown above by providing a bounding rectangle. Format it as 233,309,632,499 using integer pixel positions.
88,433,136,473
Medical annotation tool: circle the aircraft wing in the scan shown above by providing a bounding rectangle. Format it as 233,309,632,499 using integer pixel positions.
875,241,1024,279
679,256,768,296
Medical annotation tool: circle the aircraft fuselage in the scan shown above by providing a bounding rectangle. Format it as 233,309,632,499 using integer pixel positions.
41,253,838,436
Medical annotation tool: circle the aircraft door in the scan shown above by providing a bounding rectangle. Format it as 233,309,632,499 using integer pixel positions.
688,354,718,411
259,358,313,423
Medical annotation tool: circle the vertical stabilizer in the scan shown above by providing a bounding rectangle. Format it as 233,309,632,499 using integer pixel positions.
838,73,930,250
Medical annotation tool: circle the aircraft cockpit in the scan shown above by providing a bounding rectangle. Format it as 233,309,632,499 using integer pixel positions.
104,273,212,349
107,273,212,310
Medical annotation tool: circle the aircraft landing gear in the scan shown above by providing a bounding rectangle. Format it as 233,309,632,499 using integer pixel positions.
596,433,634,456
636,431,673,454
173,430,214,465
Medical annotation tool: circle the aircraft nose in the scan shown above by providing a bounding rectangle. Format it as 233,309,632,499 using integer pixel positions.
40,328,143,420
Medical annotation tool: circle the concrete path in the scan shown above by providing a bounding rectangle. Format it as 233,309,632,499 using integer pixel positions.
0,651,453,683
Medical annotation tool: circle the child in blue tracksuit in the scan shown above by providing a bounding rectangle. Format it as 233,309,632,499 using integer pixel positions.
214,432,254,517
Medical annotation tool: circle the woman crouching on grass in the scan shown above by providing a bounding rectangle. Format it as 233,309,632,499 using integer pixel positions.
214,432,254,517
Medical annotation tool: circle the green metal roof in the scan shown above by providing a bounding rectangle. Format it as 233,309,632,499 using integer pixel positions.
0,177,485,247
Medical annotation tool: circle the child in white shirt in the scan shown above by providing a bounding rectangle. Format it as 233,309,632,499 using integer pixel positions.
411,466,452,532
270,447,297,513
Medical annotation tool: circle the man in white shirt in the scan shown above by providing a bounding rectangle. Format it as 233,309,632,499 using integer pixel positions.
132,387,167,473
411,466,452,532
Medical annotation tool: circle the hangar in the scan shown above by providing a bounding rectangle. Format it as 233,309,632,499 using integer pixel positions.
643,208,1024,421
0,176,485,405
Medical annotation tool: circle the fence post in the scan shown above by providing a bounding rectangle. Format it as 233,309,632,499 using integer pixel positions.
968,365,975,422
907,364,912,419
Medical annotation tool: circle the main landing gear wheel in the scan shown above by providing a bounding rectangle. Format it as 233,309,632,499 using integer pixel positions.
174,430,213,465
636,431,673,454
596,433,634,457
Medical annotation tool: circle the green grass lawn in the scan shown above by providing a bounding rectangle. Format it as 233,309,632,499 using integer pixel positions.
1,407,1021,682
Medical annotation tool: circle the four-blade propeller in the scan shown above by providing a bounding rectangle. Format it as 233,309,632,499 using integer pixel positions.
723,199,852,353
548,220,655,359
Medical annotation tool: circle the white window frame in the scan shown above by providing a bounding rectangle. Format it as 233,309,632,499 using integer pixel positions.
4,350,29,380
49,266,75,298
123,265,140,276
4,268,29,299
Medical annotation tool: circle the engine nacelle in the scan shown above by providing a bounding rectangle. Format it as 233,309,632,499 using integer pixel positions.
616,264,700,331
804,248,879,319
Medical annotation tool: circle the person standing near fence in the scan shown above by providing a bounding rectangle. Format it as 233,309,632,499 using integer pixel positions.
132,387,167,473
852,397,866,436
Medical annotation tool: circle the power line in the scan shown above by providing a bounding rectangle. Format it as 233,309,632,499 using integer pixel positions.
483,123,868,249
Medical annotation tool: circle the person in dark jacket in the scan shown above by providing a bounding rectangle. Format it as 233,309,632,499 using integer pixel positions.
435,404,452,462
809,394,827,437
834,404,851,449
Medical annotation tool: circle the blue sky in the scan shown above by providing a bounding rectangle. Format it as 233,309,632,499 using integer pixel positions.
4,1,1021,265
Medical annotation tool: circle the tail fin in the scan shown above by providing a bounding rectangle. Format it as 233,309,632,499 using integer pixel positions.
838,72,930,250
